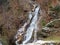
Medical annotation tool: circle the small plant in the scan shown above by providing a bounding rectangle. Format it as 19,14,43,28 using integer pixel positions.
41,20,46,27
47,24,54,28
49,5,60,19
50,5,60,12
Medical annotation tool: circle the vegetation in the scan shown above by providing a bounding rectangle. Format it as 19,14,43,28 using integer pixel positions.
50,5,60,12
46,23,54,27
49,5,60,19
41,19,46,27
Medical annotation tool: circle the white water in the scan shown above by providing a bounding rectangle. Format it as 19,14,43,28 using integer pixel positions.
23,5,40,44
36,40,55,45
15,2,40,45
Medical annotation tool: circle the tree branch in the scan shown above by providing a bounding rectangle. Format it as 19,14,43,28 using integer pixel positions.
42,19,60,30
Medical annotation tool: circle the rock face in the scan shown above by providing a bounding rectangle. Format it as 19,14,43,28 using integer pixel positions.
0,0,30,45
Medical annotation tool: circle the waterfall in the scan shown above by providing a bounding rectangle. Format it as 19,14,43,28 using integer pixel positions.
22,4,40,45
14,1,40,45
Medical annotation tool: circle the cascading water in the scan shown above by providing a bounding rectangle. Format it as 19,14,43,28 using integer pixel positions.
23,5,40,45
14,1,40,45
14,1,56,45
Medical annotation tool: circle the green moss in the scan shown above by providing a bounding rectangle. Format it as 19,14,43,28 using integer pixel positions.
41,20,46,27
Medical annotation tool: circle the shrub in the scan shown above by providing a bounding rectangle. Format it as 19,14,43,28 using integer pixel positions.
47,24,54,28
41,20,46,27
50,5,60,12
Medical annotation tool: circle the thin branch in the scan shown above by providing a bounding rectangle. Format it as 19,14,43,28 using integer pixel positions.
42,19,60,30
